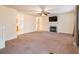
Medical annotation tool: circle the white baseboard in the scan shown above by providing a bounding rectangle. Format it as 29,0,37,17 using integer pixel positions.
5,35,17,41
0,40,5,49
0,44,5,49
0,35,17,49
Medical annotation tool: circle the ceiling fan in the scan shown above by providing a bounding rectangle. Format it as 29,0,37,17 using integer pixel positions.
36,6,56,16
5,5,57,16
24,6,57,16
37,10,50,16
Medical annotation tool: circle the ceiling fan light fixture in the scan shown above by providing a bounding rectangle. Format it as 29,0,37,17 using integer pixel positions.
41,13,45,16
41,13,47,16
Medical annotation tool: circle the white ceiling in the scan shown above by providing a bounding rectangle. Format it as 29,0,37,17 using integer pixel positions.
5,5,75,16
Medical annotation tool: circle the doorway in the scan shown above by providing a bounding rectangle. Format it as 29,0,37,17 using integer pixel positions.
16,14,24,35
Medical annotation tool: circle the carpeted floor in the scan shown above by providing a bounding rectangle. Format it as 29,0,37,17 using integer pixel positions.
0,31,79,54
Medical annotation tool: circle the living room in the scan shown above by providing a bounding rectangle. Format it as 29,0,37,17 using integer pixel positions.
0,5,79,54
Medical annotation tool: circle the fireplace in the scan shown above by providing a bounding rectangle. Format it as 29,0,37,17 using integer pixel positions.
50,26,57,32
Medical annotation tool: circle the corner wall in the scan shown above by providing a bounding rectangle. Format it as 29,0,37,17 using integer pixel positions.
58,12,75,34
0,6,18,48
24,14,36,33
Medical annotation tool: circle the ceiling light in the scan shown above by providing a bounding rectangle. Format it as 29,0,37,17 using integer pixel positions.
41,13,47,16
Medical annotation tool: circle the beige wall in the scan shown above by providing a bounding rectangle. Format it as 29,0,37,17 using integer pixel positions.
0,6,38,49
58,12,75,34
24,14,36,33
37,12,74,34
38,16,49,31
0,6,18,48
0,6,75,48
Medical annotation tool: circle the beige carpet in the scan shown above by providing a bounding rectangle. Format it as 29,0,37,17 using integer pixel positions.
0,31,79,54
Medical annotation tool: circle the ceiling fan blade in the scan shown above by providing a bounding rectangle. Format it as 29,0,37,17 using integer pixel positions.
46,8,57,11
37,13,42,16
23,10,41,13
46,11,51,14
39,5,46,11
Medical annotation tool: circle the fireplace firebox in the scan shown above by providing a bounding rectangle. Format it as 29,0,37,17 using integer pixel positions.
50,26,57,32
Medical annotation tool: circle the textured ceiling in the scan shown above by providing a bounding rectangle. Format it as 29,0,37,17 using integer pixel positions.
5,5,75,16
